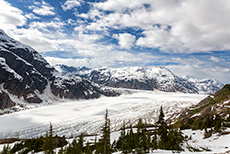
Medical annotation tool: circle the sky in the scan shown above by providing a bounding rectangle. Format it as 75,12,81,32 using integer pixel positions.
0,0,229,84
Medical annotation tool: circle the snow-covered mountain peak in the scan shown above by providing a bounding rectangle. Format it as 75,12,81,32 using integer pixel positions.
55,64,91,74
0,29,47,64
183,76,224,94
109,66,146,82
56,64,224,94
146,66,175,79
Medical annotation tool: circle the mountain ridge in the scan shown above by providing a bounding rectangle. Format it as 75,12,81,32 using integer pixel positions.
171,84,230,130
55,64,224,94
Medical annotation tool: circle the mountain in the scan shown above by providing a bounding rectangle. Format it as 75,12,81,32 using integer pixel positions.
55,64,224,94
172,84,230,129
183,76,223,95
0,29,118,111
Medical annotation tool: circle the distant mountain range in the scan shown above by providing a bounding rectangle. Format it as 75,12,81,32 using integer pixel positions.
0,29,118,111
55,64,224,94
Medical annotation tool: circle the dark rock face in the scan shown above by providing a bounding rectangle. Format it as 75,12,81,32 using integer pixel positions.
0,30,54,78
0,55,42,103
0,29,118,110
0,91,15,110
50,74,119,99
50,75,101,99
0,51,47,93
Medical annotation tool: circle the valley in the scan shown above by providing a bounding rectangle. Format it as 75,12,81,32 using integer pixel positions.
0,89,206,139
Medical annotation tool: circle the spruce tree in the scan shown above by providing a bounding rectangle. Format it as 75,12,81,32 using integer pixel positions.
120,121,127,154
156,106,168,149
42,123,55,154
214,114,222,132
128,124,135,151
78,134,84,152
58,147,64,154
135,118,148,153
128,124,136,152
151,134,158,150
84,142,92,154
96,109,111,154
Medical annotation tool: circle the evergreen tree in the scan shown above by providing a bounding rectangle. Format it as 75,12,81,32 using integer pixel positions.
78,134,84,152
84,142,92,154
135,118,148,153
96,109,111,154
120,121,127,154
156,106,168,149
58,147,64,154
128,124,135,151
151,134,158,150
214,114,222,132
166,128,184,150
72,139,78,153
42,123,55,154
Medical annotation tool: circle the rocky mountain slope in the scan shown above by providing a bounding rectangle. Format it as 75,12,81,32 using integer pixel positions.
172,84,230,129
0,29,118,111
55,65,224,94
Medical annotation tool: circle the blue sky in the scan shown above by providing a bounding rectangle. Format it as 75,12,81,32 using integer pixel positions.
0,0,229,84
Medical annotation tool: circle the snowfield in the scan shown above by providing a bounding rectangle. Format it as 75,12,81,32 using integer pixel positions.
0,89,207,139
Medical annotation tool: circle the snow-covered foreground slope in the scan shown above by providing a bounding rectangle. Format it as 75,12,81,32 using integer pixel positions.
0,89,206,139
112,129,230,154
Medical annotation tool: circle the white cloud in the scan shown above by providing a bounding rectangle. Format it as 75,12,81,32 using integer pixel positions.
11,28,59,52
164,56,230,84
25,13,40,19
91,0,230,53
167,64,230,84
115,33,136,49
43,32,157,68
94,0,149,12
62,0,82,11
0,0,26,30
45,57,92,67
30,1,55,16
29,21,65,30
210,56,221,62
45,49,157,68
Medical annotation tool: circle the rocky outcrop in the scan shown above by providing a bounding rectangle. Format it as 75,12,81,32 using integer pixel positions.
0,91,15,110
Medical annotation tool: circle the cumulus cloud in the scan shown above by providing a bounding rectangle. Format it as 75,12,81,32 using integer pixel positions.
45,49,157,68
25,13,40,19
29,20,65,30
11,28,59,52
0,0,26,30
30,1,55,16
210,56,221,62
62,0,82,11
164,55,230,84
45,57,92,67
167,64,230,84
115,33,136,49
94,0,149,12
92,0,230,53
